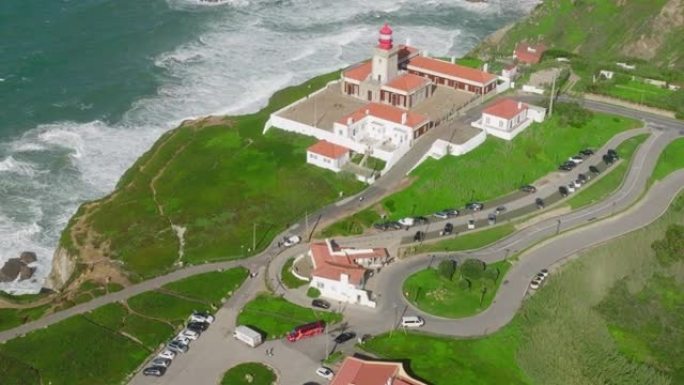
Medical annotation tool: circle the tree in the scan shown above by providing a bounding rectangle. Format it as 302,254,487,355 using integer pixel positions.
484,266,501,284
437,260,457,281
651,224,684,266
460,259,486,281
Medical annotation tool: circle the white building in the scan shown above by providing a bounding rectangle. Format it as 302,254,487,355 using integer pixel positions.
306,140,350,173
309,239,389,308
472,98,546,140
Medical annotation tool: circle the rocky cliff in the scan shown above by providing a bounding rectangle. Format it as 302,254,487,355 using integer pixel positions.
44,247,76,291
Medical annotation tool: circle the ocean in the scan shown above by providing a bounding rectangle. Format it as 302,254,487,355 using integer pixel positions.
0,0,539,294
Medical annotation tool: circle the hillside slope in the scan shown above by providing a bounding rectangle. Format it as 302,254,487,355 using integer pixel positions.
475,0,684,70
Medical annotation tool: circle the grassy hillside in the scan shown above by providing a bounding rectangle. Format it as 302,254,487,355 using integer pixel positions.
476,0,684,70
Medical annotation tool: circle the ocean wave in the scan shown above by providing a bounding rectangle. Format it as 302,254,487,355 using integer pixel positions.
0,156,39,177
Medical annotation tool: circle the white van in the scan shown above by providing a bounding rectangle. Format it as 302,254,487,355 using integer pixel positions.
400,316,425,328
233,325,263,347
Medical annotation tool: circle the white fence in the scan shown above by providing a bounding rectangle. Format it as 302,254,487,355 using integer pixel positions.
407,129,486,174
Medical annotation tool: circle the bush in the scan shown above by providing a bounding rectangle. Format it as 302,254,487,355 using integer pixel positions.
651,224,684,266
437,260,457,281
460,259,486,281
483,267,501,284
555,102,593,128
306,287,321,298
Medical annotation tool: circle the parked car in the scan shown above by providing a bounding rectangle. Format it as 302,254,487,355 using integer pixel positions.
520,185,537,193
607,149,618,158
433,211,449,220
151,358,172,368
529,278,541,290
589,165,601,175
494,206,507,215
488,213,496,225
603,154,616,165
177,329,199,341
414,216,429,224
398,217,415,227
189,311,214,324
282,235,301,247
413,231,425,242
357,334,372,344
467,219,476,230
172,336,191,346
445,208,460,217
535,272,546,281
157,350,176,360
334,332,356,344
373,222,390,231
167,341,189,354
572,179,582,188
559,164,574,172
440,223,454,236
577,173,590,183
388,221,403,230
535,198,545,209
466,202,484,211
580,149,594,156
186,321,210,332
559,186,569,197
569,155,584,164
401,316,425,328
567,183,576,193
562,160,577,168
143,366,167,377
312,299,331,310
539,268,549,278
315,367,335,380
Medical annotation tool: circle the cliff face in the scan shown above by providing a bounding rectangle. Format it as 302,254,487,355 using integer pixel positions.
44,247,76,291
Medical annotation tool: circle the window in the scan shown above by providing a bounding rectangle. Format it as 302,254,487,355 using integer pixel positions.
485,116,490,124
316,282,324,289
498,120,503,128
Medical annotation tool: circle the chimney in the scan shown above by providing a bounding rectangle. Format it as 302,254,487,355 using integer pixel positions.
451,56,455,64
347,117,353,125
401,112,407,125
517,102,522,109
365,108,370,115
483,63,489,73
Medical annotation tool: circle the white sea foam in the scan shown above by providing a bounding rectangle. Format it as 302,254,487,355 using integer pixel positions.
0,0,538,293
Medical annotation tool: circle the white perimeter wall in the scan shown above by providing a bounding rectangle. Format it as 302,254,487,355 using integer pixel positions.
310,276,376,308
407,129,486,174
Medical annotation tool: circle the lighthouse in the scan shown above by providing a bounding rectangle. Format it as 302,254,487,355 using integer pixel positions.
371,23,400,84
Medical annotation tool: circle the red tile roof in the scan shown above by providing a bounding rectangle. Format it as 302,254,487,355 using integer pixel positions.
343,61,372,82
482,98,527,120
514,42,546,64
384,73,430,93
407,56,497,85
307,140,350,159
337,103,430,130
330,357,427,385
310,240,387,285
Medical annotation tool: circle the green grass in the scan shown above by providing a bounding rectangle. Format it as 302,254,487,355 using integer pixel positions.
0,316,149,385
64,70,364,279
320,207,380,237
603,79,672,103
120,314,174,350
364,326,530,385
456,57,485,69
162,267,248,304
0,304,51,332
220,362,277,385
651,137,684,183
128,291,208,325
403,260,512,318
306,287,321,298
379,108,638,219
323,351,344,365
0,352,41,385
567,134,649,209
411,224,516,254
237,294,341,339
280,257,308,289
84,302,128,330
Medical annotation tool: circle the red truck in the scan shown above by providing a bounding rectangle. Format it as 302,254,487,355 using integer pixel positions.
286,320,325,342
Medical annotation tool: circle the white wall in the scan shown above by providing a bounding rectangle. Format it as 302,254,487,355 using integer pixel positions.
306,150,348,173
522,85,545,94
407,130,486,174
310,276,376,308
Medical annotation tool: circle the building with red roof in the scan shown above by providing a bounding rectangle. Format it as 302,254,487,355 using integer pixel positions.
309,240,388,308
306,140,350,173
472,98,546,140
330,356,428,385
514,42,547,65
406,56,497,94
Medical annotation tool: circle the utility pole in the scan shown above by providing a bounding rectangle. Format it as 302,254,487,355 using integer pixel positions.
252,223,256,252
556,219,561,235
305,210,309,241
549,74,557,118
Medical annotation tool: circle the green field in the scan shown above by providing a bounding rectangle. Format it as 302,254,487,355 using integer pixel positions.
366,193,684,385
567,134,649,209
162,267,248,305
403,260,511,318
651,137,684,183
62,70,364,279
319,207,380,237
220,362,277,385
280,258,308,289
411,224,516,254
0,304,51,332
236,293,342,339
0,268,248,385
376,105,638,219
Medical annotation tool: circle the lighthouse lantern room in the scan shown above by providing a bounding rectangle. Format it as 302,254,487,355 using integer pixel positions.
372,23,400,84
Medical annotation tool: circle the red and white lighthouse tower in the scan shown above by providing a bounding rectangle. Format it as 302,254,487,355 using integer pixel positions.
372,23,400,84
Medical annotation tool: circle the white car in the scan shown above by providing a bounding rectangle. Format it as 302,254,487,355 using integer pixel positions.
529,278,542,290
400,315,425,328
539,268,549,278
283,235,301,247
177,329,199,341
573,180,582,188
151,358,172,368
467,219,475,230
567,183,576,193
188,313,215,324
315,366,334,380
157,350,176,360
432,211,449,220
569,156,583,164
173,336,191,346
398,217,415,227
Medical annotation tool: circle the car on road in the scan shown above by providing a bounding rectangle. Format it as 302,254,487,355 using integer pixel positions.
151,358,172,368
580,149,594,156
177,329,199,341
333,332,356,344
186,321,209,332
398,217,415,227
572,180,582,188
562,160,577,168
388,221,403,230
445,208,460,217
172,336,191,346
569,155,584,164
488,213,496,225
401,315,425,328
467,219,476,230
466,202,484,211
157,350,176,360
494,206,507,215
189,311,214,324
538,269,549,278
167,341,188,354
607,149,618,158
520,185,537,193
312,299,331,309
529,278,541,290
357,334,372,344
603,154,616,165
577,173,590,183
589,165,600,175
535,198,545,209
440,223,453,236
283,235,301,247
413,231,425,242
316,367,334,380
567,183,576,193
433,211,449,219
373,222,390,231
143,366,167,377
414,216,429,224
558,164,573,171
559,186,569,197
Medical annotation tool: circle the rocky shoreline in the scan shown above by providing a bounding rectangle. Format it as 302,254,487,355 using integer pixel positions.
0,252,37,284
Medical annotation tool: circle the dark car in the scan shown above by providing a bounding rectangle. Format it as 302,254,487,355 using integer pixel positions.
562,160,577,168
388,221,403,230
143,366,167,377
466,202,484,211
580,149,594,156
445,208,460,217
577,173,589,182
535,197,545,209
167,341,189,353
589,165,601,175
186,322,209,332
559,186,569,197
414,216,429,224
413,231,425,242
487,213,497,225
520,185,537,193
372,222,389,231
495,206,507,215
312,299,331,309
603,154,615,165
440,223,454,236
558,164,574,172
607,149,618,158
333,331,356,344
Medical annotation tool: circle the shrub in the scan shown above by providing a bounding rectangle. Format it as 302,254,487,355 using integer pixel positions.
437,260,457,281
306,287,321,298
460,259,486,281
555,102,593,128
651,224,684,266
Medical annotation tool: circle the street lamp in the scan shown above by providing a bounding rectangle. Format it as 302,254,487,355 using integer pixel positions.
556,219,561,235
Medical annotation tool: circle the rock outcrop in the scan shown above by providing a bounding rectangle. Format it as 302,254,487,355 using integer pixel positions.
43,247,76,291
0,251,38,282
